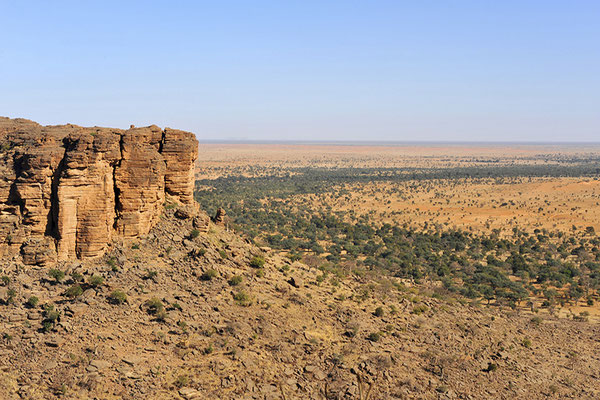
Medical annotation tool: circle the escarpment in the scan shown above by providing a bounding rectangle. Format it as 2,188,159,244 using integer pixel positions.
0,117,198,264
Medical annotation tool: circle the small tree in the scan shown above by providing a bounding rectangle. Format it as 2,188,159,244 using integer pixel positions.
250,256,265,268
48,269,65,283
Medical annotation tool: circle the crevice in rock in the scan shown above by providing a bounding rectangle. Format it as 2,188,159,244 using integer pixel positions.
113,133,124,230
158,129,165,154
46,142,69,241
7,154,25,217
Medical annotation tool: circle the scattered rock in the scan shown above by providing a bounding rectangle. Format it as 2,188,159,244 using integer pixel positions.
288,275,304,288
45,336,65,348
179,387,202,399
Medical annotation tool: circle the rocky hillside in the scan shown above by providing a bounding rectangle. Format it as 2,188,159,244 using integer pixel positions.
0,117,198,264
0,118,598,399
0,204,598,399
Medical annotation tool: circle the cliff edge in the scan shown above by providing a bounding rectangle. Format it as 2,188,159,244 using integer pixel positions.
0,117,198,264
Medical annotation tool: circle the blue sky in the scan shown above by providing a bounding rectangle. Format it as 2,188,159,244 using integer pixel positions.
1,1,598,141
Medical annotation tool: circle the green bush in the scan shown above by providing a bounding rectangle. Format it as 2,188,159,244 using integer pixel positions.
64,284,83,299
88,275,104,288
71,272,83,282
250,256,265,268
530,316,543,325
228,275,243,286
42,305,60,332
374,306,385,317
6,289,16,304
233,290,252,306
0,275,10,286
146,297,167,322
190,229,200,239
174,375,189,388
49,269,65,283
201,269,218,281
26,296,39,308
367,332,381,342
411,304,428,315
108,290,127,305
106,257,117,268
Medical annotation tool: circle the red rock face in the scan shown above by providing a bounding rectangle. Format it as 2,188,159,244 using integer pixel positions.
0,117,199,264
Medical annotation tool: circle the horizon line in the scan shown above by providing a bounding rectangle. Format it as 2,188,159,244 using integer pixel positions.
197,139,600,146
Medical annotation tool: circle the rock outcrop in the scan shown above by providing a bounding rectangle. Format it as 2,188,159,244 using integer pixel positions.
0,117,198,264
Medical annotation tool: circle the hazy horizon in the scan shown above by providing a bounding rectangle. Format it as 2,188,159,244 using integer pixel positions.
1,1,598,142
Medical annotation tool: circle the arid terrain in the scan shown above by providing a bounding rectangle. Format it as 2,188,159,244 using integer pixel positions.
1,126,600,399
198,142,600,233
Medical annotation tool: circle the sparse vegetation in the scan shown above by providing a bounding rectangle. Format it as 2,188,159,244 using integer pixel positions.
233,290,252,306
49,269,65,283
228,275,243,286
26,296,39,308
250,256,265,268
64,284,83,299
108,290,127,304
88,275,104,288
201,269,218,281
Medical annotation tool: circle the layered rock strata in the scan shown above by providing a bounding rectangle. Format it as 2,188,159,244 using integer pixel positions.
0,117,198,264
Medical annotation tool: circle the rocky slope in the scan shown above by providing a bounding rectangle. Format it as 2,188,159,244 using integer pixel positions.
0,118,598,399
0,205,598,399
0,117,198,264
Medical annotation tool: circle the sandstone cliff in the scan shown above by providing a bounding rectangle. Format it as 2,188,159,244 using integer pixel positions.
0,117,198,264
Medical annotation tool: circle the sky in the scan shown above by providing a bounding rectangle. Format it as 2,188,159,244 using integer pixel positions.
0,1,599,142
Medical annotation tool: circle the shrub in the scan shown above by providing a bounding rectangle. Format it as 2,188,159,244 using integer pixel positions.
255,268,265,278
145,297,167,322
374,306,385,317
201,269,218,281
49,269,65,283
0,275,10,286
366,332,381,342
412,304,428,315
131,243,140,249
146,297,164,315
26,296,39,308
6,289,16,304
522,338,532,348
530,316,543,325
42,305,60,332
64,284,83,299
106,257,117,269
219,249,228,259
88,275,104,288
190,229,200,239
233,290,252,306
71,272,83,282
174,375,189,388
108,290,127,305
287,253,302,262
228,275,243,286
249,256,265,268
